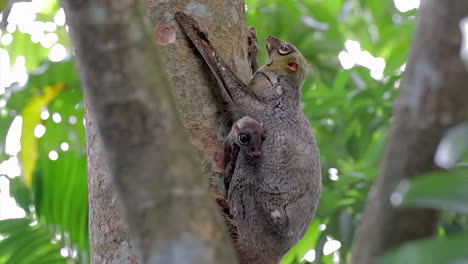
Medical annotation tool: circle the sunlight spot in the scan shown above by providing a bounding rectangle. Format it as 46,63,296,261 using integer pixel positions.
71,246,78,258
390,192,403,206
11,56,28,86
48,151,58,161
34,124,46,138
52,113,62,123
459,17,468,68
44,21,57,32
323,237,341,255
302,16,329,31
328,168,339,181
302,249,315,262
40,109,50,120
0,175,26,220
68,116,77,124
392,14,403,24
25,21,46,43
60,142,69,151
6,24,16,33
394,0,420,12
40,33,58,48
333,251,340,262
318,224,327,231
1,34,13,46
435,123,468,169
390,180,411,206
338,51,355,69
29,220,38,226
5,116,22,156
0,99,6,108
0,49,11,88
8,2,37,25
400,63,406,71
339,40,386,80
60,247,70,257
30,0,48,13
370,57,386,80
54,8,66,26
345,40,361,56
49,44,67,62
0,157,21,178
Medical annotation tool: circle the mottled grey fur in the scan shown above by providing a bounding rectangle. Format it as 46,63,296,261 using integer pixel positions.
222,116,264,198
176,12,322,264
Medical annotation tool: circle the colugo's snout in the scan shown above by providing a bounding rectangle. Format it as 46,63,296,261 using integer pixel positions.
266,35,283,54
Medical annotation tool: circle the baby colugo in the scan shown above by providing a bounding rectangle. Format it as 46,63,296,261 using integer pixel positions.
214,116,265,195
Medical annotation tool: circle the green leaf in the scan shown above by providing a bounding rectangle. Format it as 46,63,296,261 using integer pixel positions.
282,220,321,264
0,0,7,10
379,233,468,264
0,219,67,264
399,167,468,214
8,177,33,213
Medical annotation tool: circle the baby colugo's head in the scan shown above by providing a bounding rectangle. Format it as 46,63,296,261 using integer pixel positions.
233,116,265,158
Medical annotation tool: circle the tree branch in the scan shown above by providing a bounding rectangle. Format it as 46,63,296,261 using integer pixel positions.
351,1,468,263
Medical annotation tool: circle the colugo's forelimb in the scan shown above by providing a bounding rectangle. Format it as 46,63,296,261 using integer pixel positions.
175,11,254,119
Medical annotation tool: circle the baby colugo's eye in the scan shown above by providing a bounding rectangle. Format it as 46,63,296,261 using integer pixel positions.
278,44,291,55
238,134,250,145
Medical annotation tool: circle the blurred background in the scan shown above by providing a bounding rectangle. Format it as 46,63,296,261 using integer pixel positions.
0,0,467,263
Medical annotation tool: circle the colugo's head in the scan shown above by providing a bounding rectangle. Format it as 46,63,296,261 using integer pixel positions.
233,116,265,158
265,36,308,87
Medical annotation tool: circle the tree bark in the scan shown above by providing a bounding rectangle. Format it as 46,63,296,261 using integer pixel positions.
86,104,137,264
351,1,468,263
62,0,247,263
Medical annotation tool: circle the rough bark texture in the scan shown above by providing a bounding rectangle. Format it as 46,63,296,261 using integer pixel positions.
351,1,468,263
86,103,137,264
147,0,251,191
62,0,241,263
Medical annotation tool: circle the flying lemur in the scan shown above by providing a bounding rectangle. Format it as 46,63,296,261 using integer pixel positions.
213,116,265,197
176,12,322,264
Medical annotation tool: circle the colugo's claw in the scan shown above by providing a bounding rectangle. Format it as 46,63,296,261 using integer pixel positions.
248,26,260,74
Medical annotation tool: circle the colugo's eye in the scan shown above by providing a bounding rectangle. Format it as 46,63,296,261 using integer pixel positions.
278,44,291,55
238,134,250,145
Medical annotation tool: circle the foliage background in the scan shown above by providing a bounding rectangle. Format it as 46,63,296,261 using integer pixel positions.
0,0,467,263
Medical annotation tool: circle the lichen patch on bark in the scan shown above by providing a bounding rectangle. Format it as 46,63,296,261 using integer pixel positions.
185,2,213,18
155,24,176,45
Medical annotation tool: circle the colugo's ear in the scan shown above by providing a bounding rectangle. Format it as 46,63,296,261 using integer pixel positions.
234,123,240,132
287,61,298,72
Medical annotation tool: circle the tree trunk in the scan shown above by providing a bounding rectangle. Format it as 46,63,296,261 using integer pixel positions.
351,1,468,263
62,0,249,263
147,0,251,177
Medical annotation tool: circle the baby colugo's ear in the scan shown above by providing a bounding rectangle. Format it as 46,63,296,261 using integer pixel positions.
234,123,240,132
288,61,298,72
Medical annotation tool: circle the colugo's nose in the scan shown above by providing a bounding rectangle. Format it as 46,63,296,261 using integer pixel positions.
252,151,262,158
267,35,279,41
